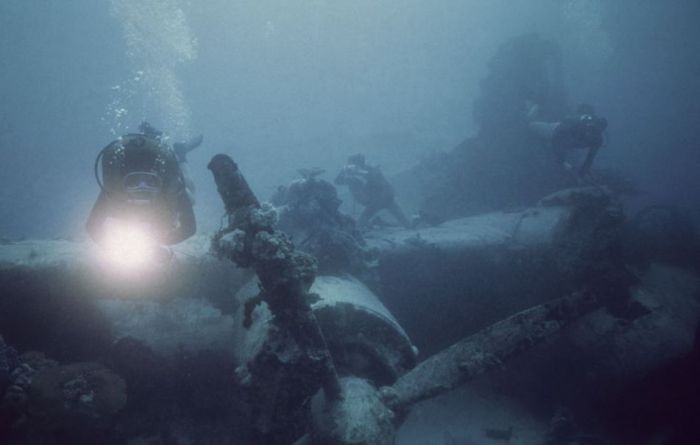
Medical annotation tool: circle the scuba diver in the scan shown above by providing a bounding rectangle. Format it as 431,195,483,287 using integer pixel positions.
335,154,411,229
272,167,368,275
86,122,203,251
528,103,608,181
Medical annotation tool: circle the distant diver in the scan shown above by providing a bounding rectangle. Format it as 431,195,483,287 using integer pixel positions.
528,103,608,181
87,122,203,248
335,154,411,229
271,167,368,275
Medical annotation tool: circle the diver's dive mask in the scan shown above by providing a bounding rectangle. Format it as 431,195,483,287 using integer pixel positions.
123,171,163,205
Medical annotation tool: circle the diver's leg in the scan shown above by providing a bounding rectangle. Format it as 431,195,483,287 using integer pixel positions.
358,206,377,229
387,201,411,228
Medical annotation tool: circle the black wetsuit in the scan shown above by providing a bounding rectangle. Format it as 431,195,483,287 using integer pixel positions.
87,134,196,245
551,115,607,175
335,163,410,228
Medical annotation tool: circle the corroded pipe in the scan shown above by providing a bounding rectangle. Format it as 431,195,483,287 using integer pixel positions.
381,290,602,413
207,154,341,401
208,154,259,216
310,290,609,445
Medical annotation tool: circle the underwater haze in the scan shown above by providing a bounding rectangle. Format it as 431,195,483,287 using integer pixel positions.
2,2,700,445
1,0,697,238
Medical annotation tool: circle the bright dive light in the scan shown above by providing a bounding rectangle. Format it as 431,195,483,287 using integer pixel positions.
102,221,155,270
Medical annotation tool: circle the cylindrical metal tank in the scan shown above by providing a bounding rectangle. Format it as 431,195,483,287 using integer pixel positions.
234,274,417,385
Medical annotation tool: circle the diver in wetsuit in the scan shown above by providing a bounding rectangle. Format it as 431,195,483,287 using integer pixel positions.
335,154,411,229
86,122,202,245
528,104,608,180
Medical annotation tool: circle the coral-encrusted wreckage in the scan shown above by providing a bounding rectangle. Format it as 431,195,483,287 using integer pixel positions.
1,35,700,444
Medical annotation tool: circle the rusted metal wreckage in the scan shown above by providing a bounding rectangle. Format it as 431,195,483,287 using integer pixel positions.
207,154,630,445
0,155,696,444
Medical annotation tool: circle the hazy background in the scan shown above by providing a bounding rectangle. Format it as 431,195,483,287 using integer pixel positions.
1,0,698,239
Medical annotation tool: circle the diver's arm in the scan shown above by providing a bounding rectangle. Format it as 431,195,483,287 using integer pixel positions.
528,121,561,140
335,167,350,185
173,134,203,162
163,192,196,245
177,134,203,152
336,164,367,185
86,191,110,243
579,145,600,177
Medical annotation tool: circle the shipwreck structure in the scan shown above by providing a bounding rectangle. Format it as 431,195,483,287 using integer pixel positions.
1,155,698,444
1,34,699,444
